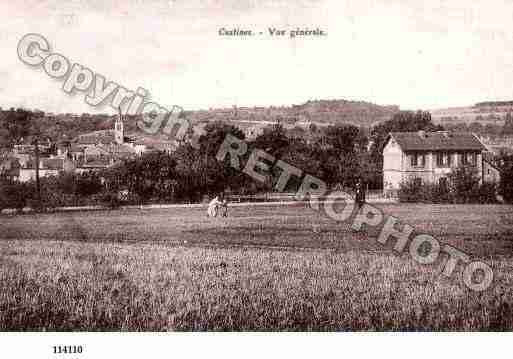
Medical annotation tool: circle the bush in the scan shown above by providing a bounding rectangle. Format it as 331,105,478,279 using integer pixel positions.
421,182,452,203
94,191,122,209
475,182,498,204
447,166,480,203
0,180,33,212
33,176,73,210
1,172,108,213
26,173,105,211
398,168,497,204
397,178,423,203
500,157,513,204
398,180,451,203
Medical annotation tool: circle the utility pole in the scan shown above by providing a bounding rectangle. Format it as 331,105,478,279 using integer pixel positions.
33,137,42,210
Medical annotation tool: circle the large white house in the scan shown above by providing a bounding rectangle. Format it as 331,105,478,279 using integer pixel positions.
382,130,501,194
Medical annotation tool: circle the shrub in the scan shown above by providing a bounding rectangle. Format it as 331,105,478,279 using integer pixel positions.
397,178,423,203
500,157,513,203
94,191,122,209
421,182,452,203
475,182,498,204
398,180,451,203
447,166,481,203
398,168,497,204
0,180,33,212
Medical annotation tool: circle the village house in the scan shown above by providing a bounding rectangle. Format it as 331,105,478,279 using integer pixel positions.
382,130,501,195
1,113,184,182
17,157,74,182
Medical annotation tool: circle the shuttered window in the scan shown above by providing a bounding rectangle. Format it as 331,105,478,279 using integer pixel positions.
411,153,426,167
436,152,452,167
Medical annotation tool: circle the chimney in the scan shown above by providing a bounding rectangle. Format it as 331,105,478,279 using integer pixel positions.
436,130,451,138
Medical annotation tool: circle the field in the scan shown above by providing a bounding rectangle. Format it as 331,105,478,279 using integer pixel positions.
1,203,513,331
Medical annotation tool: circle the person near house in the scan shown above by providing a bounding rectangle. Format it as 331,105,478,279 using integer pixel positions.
355,179,366,212
384,181,393,199
220,198,228,217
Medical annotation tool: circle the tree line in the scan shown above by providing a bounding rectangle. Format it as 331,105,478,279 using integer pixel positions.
2,109,513,210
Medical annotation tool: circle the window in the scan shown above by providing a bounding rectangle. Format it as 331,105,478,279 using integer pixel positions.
461,152,467,165
462,152,477,166
411,153,425,167
469,153,477,166
439,177,448,188
436,152,452,167
436,153,442,167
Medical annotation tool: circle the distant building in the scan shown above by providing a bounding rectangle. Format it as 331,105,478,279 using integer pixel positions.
4,112,183,182
0,155,21,180
17,157,74,182
382,131,500,194
482,152,502,184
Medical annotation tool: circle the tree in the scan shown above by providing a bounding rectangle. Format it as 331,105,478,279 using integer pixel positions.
499,154,513,203
484,123,501,136
102,151,180,203
503,112,513,135
370,110,440,159
252,123,289,158
446,122,468,132
468,122,484,133
278,139,319,191
447,165,480,203
198,121,247,195
0,108,33,146
199,121,246,157
322,124,360,154
0,179,33,212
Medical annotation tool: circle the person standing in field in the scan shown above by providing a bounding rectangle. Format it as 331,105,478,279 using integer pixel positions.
207,194,229,218
207,195,222,217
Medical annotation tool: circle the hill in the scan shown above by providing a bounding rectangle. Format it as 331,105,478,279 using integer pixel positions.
1,100,400,146
430,102,513,126
186,100,400,129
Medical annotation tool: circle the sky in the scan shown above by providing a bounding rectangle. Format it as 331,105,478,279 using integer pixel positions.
2,0,513,114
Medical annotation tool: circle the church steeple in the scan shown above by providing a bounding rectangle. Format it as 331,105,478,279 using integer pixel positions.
115,107,124,145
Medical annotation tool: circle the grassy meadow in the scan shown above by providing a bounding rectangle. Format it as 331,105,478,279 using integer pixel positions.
1,203,513,330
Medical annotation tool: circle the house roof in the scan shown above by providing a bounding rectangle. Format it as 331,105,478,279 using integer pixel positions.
11,153,30,163
389,131,486,151
22,157,64,170
97,143,136,155
0,157,20,176
80,158,112,168
69,143,87,153
75,130,117,145
42,158,64,170
482,151,502,171
147,142,176,151
84,145,111,156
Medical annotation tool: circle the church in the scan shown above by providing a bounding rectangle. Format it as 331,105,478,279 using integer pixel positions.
6,112,183,182
12,114,145,182
58,113,146,173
